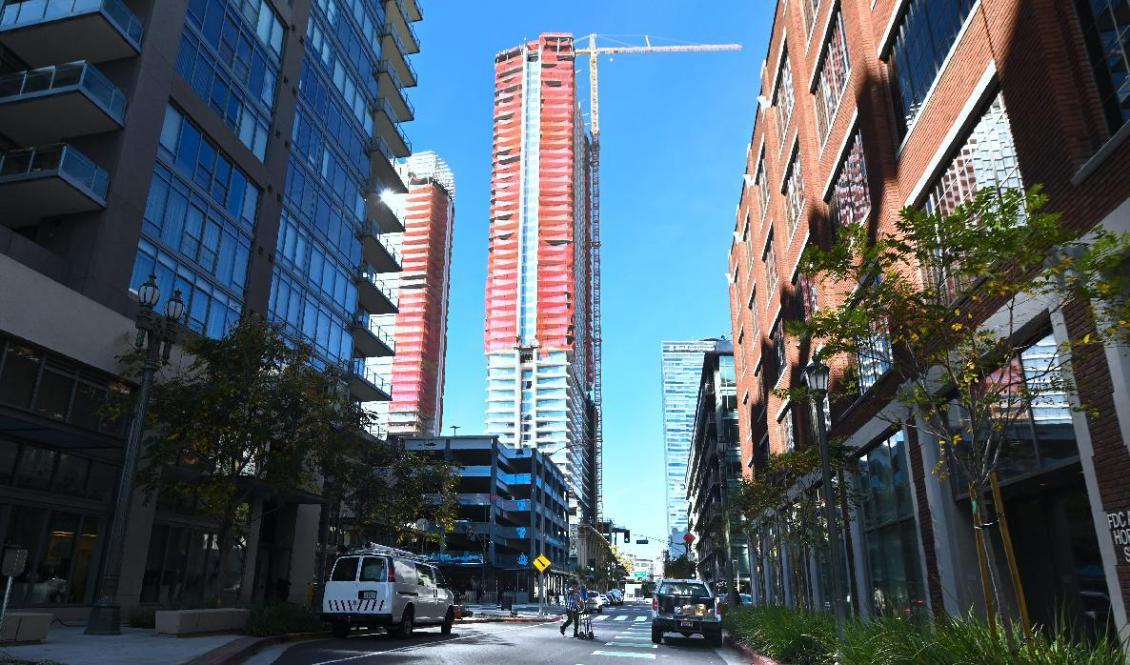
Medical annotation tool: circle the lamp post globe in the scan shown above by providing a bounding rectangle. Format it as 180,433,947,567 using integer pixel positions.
804,358,830,394
137,274,160,309
165,289,185,322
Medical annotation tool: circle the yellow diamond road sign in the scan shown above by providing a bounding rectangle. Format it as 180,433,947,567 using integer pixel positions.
533,554,552,573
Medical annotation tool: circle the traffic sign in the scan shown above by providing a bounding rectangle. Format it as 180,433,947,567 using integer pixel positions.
533,554,552,573
518,552,529,567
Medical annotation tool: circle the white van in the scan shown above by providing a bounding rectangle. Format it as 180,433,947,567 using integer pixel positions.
321,544,455,638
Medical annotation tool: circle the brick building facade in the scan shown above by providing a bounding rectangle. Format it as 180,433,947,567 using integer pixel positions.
728,0,1130,638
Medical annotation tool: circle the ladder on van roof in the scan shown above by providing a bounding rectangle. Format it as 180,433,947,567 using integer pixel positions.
347,542,429,562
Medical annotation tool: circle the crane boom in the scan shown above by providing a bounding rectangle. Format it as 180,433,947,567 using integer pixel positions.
578,34,740,524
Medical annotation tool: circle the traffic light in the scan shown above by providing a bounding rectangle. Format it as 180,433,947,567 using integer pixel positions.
622,529,630,542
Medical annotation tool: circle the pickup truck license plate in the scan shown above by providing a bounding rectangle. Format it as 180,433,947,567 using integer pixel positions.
678,620,694,628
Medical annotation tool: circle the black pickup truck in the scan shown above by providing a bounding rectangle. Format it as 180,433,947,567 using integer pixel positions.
650,578,722,646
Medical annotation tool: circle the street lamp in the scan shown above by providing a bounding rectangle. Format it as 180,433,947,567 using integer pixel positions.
87,275,183,634
804,358,847,640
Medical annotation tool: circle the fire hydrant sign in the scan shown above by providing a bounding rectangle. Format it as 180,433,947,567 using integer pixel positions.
1106,510,1130,562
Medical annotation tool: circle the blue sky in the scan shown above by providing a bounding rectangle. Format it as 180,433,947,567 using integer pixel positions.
409,1,773,562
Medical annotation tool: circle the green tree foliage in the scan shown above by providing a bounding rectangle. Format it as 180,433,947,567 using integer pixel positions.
664,553,695,579
790,185,1130,617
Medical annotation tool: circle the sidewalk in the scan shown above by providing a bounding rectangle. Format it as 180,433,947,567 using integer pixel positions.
0,625,244,665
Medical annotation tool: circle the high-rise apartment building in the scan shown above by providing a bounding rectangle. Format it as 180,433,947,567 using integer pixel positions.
0,0,419,615
660,339,722,554
484,33,597,524
728,0,1130,634
372,151,455,437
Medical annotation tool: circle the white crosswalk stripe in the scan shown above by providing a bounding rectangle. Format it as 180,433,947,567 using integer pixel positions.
613,614,629,621
633,615,648,622
592,615,609,622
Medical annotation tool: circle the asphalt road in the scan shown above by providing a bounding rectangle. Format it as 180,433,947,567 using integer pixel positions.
261,603,742,665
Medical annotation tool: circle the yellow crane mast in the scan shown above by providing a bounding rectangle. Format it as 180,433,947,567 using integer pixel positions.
574,34,741,521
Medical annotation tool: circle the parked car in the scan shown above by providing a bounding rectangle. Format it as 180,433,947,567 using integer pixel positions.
322,543,455,639
607,589,624,606
590,592,609,613
651,578,721,646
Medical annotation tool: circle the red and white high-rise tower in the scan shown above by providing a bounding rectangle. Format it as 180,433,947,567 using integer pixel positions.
373,152,455,437
485,34,597,523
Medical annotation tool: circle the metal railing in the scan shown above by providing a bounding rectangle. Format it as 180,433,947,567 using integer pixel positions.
0,143,109,201
0,0,143,48
377,232,402,267
359,265,398,306
0,61,126,121
349,358,389,393
354,315,396,352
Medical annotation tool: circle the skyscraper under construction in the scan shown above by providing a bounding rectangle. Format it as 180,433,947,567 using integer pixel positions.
484,34,597,524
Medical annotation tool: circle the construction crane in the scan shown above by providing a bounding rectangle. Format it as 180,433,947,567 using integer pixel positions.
574,35,741,523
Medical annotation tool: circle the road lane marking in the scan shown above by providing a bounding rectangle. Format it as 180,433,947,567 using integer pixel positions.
633,616,648,622
310,621,558,665
592,651,656,660
603,642,658,648
614,615,628,621
592,615,609,622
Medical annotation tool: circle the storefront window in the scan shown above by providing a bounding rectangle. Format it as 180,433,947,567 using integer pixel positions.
856,431,927,617
17,446,55,491
1,506,102,606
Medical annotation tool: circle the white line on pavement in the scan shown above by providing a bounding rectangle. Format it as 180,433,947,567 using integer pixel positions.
603,642,658,649
633,616,648,622
591,651,656,660
613,615,628,621
310,621,558,665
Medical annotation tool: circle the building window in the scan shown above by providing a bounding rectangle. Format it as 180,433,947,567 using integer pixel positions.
859,321,892,394
756,151,770,220
774,48,795,146
856,430,926,616
743,214,755,273
764,231,779,298
783,148,805,239
888,0,977,134
801,0,821,35
922,93,1021,302
813,9,851,140
796,270,818,321
748,288,760,339
771,317,787,382
828,132,871,240
779,407,795,451
1075,0,1130,134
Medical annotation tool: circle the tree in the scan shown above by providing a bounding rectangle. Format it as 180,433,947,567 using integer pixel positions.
663,553,695,579
133,316,368,602
792,186,1129,624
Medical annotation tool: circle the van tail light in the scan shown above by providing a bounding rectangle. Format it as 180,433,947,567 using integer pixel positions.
652,597,658,612
387,563,396,583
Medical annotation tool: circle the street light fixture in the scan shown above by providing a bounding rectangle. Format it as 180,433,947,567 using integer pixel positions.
804,358,847,640
87,275,183,634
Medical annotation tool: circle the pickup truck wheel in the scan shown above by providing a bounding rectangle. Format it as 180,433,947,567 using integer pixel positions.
395,607,414,638
651,627,663,644
709,631,724,647
441,607,454,635
331,621,350,639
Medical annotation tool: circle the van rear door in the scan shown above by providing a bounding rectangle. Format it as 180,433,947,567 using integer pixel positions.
323,556,360,614
357,556,392,615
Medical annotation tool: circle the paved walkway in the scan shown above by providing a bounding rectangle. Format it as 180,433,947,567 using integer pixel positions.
0,625,243,665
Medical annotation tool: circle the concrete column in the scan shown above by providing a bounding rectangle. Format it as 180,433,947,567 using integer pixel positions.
114,486,160,613
239,498,264,605
290,504,321,605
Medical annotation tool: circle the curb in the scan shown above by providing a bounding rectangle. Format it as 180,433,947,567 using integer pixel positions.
724,633,782,665
185,618,561,665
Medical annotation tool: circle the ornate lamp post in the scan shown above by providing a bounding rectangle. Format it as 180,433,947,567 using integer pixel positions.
87,275,183,634
804,358,847,640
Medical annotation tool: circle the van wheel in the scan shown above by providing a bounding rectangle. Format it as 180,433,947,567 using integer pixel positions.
331,621,350,639
441,607,454,635
395,606,414,638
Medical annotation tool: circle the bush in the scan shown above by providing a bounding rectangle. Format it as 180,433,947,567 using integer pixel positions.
723,605,836,665
246,602,325,637
727,605,1126,665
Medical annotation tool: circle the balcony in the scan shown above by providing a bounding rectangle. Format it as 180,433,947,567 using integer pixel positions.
350,315,395,358
373,97,410,158
401,0,421,22
383,0,419,55
0,0,143,67
365,134,407,196
375,63,414,123
0,144,108,225
358,222,402,273
0,62,126,144
365,189,405,233
355,265,397,314
346,359,391,402
380,27,416,88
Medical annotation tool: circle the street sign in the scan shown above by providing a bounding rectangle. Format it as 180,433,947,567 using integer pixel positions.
683,533,695,545
633,570,647,579
517,552,529,567
533,554,552,573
